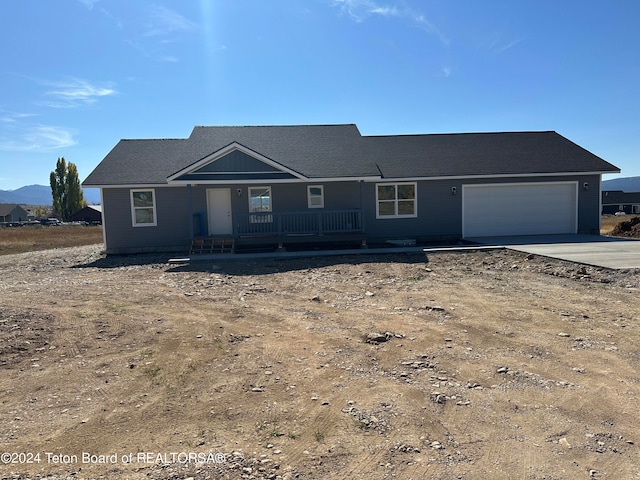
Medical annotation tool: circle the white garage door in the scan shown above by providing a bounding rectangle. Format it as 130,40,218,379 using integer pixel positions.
462,182,578,237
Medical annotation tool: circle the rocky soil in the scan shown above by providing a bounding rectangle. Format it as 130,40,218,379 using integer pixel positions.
610,215,640,238
1,244,640,479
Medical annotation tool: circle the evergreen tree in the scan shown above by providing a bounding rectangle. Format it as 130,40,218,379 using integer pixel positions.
50,157,85,221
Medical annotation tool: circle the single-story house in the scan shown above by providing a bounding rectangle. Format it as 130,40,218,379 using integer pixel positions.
82,124,620,254
602,190,640,215
0,203,30,224
69,205,103,224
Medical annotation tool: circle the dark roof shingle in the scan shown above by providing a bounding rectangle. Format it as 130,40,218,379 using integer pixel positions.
82,125,620,186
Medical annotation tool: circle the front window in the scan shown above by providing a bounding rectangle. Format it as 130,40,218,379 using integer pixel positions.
376,183,416,218
249,186,272,223
307,185,324,208
131,189,157,226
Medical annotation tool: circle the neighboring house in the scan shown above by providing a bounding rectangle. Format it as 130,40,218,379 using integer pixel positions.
82,124,620,254
69,205,103,224
0,204,30,224
602,190,640,215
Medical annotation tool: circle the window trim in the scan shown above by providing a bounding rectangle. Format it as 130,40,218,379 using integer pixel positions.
307,185,324,209
248,186,272,223
248,186,272,212
130,189,157,227
375,182,417,219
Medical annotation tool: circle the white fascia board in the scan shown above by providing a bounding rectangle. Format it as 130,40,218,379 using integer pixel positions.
365,171,616,182
308,176,382,182
168,175,382,186
166,142,308,181
84,183,179,189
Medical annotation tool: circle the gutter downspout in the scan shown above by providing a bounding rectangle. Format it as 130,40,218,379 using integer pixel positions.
188,184,194,240
359,179,367,248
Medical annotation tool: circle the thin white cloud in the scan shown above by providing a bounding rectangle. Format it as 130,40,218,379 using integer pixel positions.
121,5,198,62
331,0,449,45
41,78,117,108
124,39,185,63
0,110,38,123
144,5,197,37
77,0,99,10
159,55,179,63
370,5,400,17
332,0,389,22
0,125,77,151
413,13,448,45
99,7,124,30
26,126,77,149
492,37,523,54
479,30,523,55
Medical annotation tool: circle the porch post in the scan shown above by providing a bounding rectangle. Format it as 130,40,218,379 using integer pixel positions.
187,184,194,239
359,180,367,248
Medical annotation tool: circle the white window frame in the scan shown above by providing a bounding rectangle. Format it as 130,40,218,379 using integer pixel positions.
130,189,157,227
375,182,417,219
248,186,272,223
307,185,324,209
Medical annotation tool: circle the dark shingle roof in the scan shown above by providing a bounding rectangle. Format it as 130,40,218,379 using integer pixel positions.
0,204,21,216
82,125,620,186
178,124,377,178
83,138,188,186
602,190,640,204
369,131,619,178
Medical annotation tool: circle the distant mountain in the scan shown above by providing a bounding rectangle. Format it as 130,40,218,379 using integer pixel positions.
3,178,634,204
0,185,51,205
602,176,640,192
0,185,100,205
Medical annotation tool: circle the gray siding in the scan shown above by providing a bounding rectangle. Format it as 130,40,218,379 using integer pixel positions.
361,180,460,241
576,174,602,233
176,151,296,182
271,182,361,212
101,174,603,253
188,182,363,235
197,182,362,213
362,174,603,241
0,205,29,222
102,187,191,254
196,150,280,172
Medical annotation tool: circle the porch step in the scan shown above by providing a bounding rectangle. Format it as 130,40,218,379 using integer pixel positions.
190,236,234,254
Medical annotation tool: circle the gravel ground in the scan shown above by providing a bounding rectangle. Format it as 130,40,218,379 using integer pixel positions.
1,244,640,480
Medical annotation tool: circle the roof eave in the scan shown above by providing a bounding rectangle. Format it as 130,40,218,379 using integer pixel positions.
371,170,621,182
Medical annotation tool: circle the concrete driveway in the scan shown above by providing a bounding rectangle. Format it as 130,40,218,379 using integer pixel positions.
467,234,640,269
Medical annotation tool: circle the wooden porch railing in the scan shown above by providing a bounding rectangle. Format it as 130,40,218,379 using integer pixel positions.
235,209,362,236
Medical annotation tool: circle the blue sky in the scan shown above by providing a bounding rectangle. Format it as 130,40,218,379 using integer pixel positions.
0,0,638,191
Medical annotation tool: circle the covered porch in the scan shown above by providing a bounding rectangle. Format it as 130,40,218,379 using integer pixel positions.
191,208,365,253
236,208,362,235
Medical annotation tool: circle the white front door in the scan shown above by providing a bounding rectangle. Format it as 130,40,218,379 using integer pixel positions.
207,188,233,235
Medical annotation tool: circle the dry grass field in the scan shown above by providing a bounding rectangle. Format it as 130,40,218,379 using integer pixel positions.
0,226,103,256
600,214,640,235
0,214,633,258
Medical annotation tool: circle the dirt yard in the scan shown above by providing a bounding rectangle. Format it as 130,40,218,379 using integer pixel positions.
1,243,640,480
